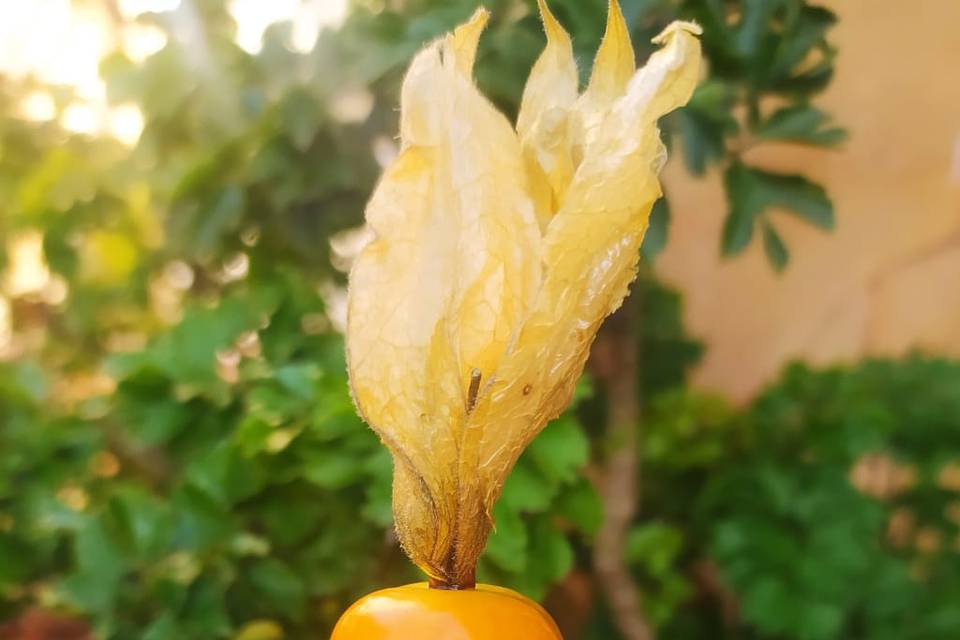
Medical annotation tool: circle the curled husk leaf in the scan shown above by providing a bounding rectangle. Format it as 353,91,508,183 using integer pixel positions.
346,1,702,588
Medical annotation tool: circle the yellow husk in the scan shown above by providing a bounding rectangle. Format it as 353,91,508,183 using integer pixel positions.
346,1,702,587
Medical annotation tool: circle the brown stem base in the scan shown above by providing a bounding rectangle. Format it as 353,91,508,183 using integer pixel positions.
429,573,476,591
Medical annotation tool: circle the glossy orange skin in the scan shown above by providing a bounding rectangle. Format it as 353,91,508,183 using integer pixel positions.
331,582,563,640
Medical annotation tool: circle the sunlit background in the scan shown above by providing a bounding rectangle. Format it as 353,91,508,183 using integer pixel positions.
0,0,347,137
0,0,350,355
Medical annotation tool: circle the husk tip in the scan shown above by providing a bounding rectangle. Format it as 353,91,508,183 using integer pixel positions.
651,20,703,45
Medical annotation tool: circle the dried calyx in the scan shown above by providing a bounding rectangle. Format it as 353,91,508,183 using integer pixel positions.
346,0,702,589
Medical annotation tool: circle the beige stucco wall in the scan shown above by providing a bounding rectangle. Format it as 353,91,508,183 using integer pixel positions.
658,0,960,403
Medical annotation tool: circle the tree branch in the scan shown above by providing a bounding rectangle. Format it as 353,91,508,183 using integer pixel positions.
592,299,655,640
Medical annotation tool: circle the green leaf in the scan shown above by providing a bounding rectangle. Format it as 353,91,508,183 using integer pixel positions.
189,185,247,261
771,6,838,81
0,536,32,587
6,361,48,402
676,110,727,176
733,0,777,58
279,88,323,152
525,517,574,590
361,478,394,527
172,487,236,550
483,501,527,573
250,558,306,620
722,163,758,256
759,172,835,230
301,448,366,490
234,620,285,640
758,105,846,146
120,44,193,118
526,416,589,485
235,416,277,456
796,601,844,640
763,222,789,272
625,522,685,577
556,480,604,536
572,376,594,405
182,578,232,637
257,494,322,547
741,576,794,634
361,448,394,526
62,517,126,613
122,398,191,446
143,614,181,640
722,162,834,258
273,363,322,400
108,291,279,394
674,81,737,176
641,197,670,261
501,460,555,513
76,515,126,576
110,485,173,559
247,384,304,426
186,445,264,506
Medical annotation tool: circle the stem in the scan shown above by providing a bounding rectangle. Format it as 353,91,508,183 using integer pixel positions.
592,298,655,640
429,571,476,591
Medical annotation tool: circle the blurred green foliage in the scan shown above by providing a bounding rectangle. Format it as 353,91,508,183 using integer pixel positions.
584,357,960,640
700,359,960,640
5,1,955,640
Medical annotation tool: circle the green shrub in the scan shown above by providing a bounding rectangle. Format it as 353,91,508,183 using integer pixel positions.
620,359,960,640
702,359,960,640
